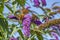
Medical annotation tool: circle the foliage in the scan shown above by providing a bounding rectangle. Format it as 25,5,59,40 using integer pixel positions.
0,0,60,40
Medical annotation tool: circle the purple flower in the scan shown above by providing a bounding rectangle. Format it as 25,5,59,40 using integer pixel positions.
33,19,42,26
51,32,59,40
33,0,40,7
22,14,32,37
8,15,18,20
41,0,46,6
9,37,17,40
26,6,31,9
51,26,58,30
24,14,31,19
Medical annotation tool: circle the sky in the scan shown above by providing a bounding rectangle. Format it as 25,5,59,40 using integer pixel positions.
4,0,60,20
3,0,60,40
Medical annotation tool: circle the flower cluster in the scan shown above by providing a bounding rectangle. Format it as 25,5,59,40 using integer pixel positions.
33,0,46,7
51,32,59,40
22,14,32,37
22,13,42,37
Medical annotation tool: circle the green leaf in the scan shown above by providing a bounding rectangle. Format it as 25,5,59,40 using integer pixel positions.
28,36,36,40
36,32,43,40
16,0,26,6
5,4,13,13
0,14,4,18
49,12,56,16
38,15,45,19
10,27,24,39
0,36,2,40
30,30,36,40
31,37,35,40
0,3,4,13
4,0,9,2
31,30,35,36
10,27,19,37
0,18,8,32
52,6,60,10
18,29,24,40
30,34,36,40
0,32,2,37
31,30,43,40
44,8,51,12
12,1,16,5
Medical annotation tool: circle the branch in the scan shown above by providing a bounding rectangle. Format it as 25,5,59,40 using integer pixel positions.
34,19,60,30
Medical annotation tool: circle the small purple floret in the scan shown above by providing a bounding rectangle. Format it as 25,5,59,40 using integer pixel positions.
33,19,42,26
41,0,46,6
9,37,17,40
33,0,40,7
8,15,18,20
